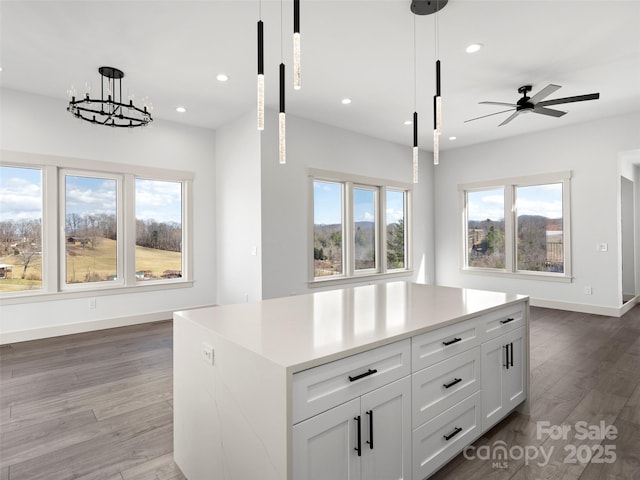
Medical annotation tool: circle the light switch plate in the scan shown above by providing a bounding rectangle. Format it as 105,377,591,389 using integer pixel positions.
202,343,214,365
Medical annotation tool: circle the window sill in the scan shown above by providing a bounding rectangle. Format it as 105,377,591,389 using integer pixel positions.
308,270,413,289
0,280,194,306
461,268,572,283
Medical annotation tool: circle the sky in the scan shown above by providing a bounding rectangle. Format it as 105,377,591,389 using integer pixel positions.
0,166,182,224
467,183,563,222
314,180,404,225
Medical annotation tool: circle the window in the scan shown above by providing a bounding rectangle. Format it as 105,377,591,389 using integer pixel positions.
461,172,571,279
63,173,120,285
386,189,406,270
1,151,192,300
0,165,43,292
516,183,564,273
466,188,505,269
353,187,377,271
135,178,183,281
311,170,411,283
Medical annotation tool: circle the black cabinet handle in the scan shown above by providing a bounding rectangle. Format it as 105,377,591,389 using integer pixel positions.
443,377,462,389
354,416,361,456
349,368,378,382
500,317,515,324
366,410,373,449
504,344,510,370
509,341,514,367
442,337,462,346
443,427,463,441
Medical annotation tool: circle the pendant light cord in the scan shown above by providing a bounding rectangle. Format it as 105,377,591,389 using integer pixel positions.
413,15,418,112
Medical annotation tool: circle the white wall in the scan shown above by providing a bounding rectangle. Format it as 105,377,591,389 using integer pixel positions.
434,112,640,314
260,110,434,300
215,110,262,305
0,88,217,341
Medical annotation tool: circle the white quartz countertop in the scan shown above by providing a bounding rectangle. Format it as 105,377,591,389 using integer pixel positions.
175,282,527,373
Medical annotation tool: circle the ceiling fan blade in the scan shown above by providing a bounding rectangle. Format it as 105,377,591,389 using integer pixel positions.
464,108,515,123
498,111,520,126
528,84,561,104
536,93,600,107
479,101,517,107
533,106,567,118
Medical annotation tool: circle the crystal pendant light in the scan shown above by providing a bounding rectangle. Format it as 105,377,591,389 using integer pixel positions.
293,0,301,90
279,0,286,164
279,63,286,164
257,0,265,130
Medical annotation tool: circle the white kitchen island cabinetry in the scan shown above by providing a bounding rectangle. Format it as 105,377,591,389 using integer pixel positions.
173,282,529,480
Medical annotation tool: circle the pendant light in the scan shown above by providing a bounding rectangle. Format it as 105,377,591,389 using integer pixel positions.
433,1,442,165
257,0,264,130
279,0,286,164
412,16,419,183
293,0,301,90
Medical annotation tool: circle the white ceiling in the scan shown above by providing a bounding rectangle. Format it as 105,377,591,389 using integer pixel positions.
2,0,639,151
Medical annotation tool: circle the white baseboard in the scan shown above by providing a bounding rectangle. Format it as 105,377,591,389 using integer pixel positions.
0,311,172,345
530,296,639,318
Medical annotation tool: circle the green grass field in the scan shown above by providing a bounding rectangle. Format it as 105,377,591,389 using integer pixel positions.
0,238,182,292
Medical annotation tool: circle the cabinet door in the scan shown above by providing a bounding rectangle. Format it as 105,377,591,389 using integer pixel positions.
481,327,526,431
361,376,411,480
293,398,361,480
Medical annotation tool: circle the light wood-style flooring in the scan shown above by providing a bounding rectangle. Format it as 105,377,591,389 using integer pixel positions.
0,305,639,480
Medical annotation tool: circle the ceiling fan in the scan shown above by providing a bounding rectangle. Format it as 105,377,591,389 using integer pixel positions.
465,84,600,126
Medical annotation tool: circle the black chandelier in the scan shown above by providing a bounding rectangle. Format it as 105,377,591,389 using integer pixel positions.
67,66,152,128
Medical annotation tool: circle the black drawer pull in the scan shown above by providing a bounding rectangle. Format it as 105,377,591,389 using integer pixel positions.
504,344,510,370
509,341,514,367
366,410,373,449
442,337,462,346
349,368,378,382
444,427,463,441
443,378,462,389
354,415,362,456
500,317,515,324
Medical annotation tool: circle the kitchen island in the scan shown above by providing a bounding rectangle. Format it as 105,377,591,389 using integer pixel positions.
173,282,529,480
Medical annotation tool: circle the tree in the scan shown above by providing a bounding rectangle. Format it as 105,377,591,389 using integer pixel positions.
387,219,405,268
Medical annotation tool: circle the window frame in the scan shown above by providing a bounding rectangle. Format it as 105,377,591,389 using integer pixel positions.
0,150,193,304
309,168,413,286
459,171,572,281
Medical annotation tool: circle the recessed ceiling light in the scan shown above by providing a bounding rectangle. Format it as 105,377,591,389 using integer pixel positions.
341,98,352,105
216,74,229,82
466,43,483,53
404,120,413,125
449,136,457,140
176,106,187,113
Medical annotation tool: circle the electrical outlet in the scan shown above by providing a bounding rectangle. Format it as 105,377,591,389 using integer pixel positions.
201,343,214,365
89,298,96,309
597,243,608,252
584,286,592,295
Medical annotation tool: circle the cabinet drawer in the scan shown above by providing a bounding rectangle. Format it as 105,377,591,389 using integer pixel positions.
412,391,482,480
480,303,526,341
292,339,411,424
411,317,480,372
412,346,481,427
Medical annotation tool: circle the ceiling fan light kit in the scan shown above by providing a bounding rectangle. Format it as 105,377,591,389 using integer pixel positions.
466,84,600,126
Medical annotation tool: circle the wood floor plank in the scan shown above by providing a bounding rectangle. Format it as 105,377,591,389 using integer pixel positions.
578,418,640,480
6,403,173,480
120,452,186,480
618,382,640,426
